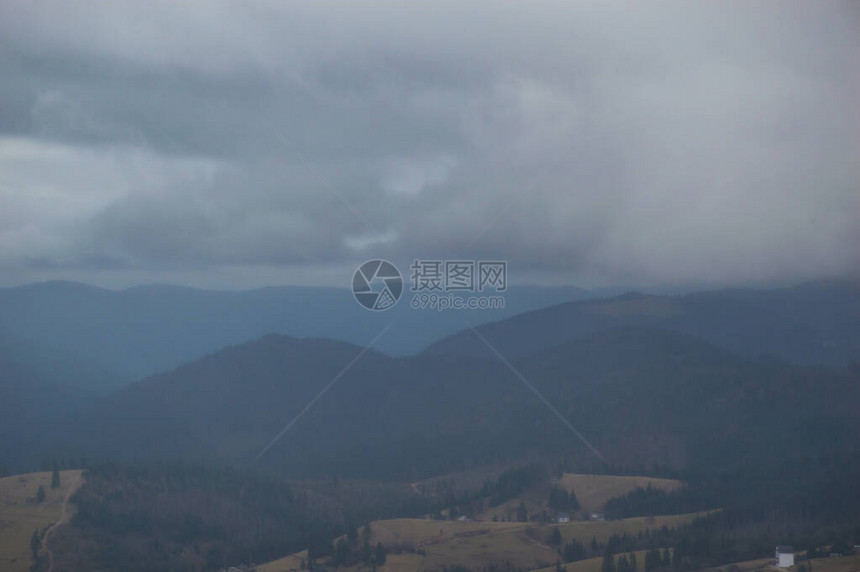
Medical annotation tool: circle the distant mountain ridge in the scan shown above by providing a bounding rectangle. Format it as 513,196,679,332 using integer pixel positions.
2,279,856,394
0,280,592,382
425,280,860,365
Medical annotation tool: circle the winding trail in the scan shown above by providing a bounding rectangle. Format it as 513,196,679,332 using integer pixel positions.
42,471,84,572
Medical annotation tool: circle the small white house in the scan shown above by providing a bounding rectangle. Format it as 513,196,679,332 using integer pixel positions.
556,512,570,523
775,546,794,568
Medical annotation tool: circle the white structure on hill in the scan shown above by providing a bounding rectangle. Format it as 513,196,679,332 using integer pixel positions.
775,546,794,568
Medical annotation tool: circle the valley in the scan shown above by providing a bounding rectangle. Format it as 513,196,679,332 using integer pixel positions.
1,282,858,571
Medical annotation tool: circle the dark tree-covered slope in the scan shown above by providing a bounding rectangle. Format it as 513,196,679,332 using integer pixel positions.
40,328,860,481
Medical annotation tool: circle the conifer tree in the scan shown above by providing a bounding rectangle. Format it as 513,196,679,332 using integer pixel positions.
51,463,61,489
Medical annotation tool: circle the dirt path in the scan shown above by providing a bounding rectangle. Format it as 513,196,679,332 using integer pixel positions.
42,472,84,572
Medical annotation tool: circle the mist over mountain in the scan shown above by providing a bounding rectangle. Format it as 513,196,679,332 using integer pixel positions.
0,334,127,395
2,3,858,571
0,335,108,463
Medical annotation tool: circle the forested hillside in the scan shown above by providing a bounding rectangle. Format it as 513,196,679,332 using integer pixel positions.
28,328,859,483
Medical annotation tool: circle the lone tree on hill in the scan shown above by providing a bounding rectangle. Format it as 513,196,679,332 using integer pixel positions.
51,463,61,489
374,542,387,566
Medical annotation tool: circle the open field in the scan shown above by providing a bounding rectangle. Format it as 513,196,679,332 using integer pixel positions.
0,470,84,572
367,517,527,547
554,512,706,545
256,549,308,572
257,512,706,572
478,487,556,523
700,557,773,572
699,552,860,572
804,554,860,572
532,549,653,572
558,474,683,513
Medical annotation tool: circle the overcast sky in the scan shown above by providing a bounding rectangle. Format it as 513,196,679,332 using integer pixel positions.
1,1,858,289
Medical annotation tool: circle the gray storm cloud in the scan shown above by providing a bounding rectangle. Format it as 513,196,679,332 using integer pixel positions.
0,1,857,288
